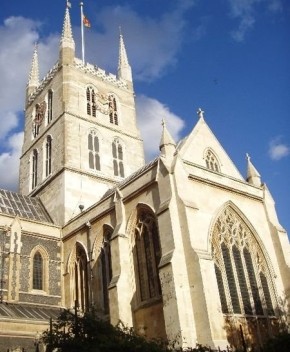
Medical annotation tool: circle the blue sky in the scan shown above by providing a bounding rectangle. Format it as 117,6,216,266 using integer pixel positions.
0,0,289,235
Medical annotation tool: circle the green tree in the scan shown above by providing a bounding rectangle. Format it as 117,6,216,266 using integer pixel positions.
41,308,168,352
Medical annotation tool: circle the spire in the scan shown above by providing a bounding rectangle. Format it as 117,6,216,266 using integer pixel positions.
28,44,40,88
117,30,132,82
159,119,176,158
26,44,40,102
60,6,75,64
246,153,261,187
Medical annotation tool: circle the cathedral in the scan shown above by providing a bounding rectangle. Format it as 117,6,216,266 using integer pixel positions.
0,6,289,352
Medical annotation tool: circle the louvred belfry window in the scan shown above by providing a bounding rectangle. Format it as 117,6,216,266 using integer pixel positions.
87,87,96,117
212,206,276,317
108,95,118,125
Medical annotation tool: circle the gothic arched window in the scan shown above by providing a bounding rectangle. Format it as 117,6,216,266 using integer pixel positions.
87,87,96,117
212,206,276,317
73,243,89,312
45,135,52,177
101,227,113,314
33,251,43,290
108,95,118,125
32,149,38,189
88,130,100,170
205,149,220,172
47,89,53,124
133,208,162,303
112,139,124,177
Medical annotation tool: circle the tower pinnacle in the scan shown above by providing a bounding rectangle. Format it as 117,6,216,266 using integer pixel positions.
26,44,40,102
60,6,75,64
117,31,132,82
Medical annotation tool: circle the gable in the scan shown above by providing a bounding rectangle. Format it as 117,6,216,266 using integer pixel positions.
177,117,244,181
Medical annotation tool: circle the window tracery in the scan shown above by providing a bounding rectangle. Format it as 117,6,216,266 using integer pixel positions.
212,206,276,317
88,130,100,170
69,243,89,312
133,209,162,303
205,149,220,172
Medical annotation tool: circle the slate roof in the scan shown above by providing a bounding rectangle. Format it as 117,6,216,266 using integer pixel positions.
0,302,60,321
0,189,53,223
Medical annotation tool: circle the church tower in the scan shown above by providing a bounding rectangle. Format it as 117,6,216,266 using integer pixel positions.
19,6,145,225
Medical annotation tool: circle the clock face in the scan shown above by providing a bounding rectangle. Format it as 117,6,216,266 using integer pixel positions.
34,101,47,125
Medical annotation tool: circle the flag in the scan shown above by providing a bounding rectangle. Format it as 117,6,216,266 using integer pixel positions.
66,1,72,8
83,15,91,28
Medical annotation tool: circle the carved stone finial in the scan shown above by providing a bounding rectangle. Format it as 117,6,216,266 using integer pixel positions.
246,153,250,161
197,108,204,119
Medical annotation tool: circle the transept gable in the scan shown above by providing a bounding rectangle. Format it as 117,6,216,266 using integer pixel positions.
177,113,244,181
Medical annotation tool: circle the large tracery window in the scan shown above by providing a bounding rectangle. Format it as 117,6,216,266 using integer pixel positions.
88,130,100,170
205,149,220,172
108,95,118,125
87,87,96,117
133,208,162,303
112,139,124,177
212,206,275,317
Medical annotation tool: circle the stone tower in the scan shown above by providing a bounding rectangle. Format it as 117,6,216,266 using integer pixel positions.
19,7,145,226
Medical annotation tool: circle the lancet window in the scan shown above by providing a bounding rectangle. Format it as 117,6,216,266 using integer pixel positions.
33,251,43,290
108,95,118,125
101,227,113,314
72,243,89,312
133,208,162,303
112,139,124,177
212,206,275,317
47,89,53,123
205,149,220,172
45,135,52,177
88,130,100,170
31,149,38,189
87,87,96,117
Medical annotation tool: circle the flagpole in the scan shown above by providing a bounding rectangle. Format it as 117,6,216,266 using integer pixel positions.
80,2,85,64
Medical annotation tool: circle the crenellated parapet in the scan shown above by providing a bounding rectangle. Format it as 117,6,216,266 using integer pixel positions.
74,58,129,89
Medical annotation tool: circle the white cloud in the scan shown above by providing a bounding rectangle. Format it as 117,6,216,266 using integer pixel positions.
227,0,283,41
136,95,185,161
269,138,290,161
0,132,24,191
0,16,58,191
78,1,196,81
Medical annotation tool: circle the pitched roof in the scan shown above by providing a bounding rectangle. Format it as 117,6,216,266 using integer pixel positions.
0,189,53,223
